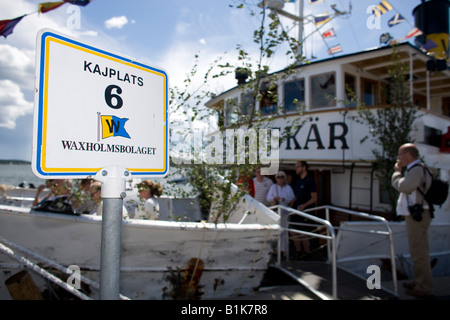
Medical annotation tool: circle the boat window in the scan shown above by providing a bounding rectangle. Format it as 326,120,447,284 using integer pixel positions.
224,97,238,127
310,73,336,109
361,78,378,106
344,73,356,107
284,79,305,112
240,92,255,119
259,82,278,115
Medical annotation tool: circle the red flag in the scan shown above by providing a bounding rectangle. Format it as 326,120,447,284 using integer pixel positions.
0,15,26,38
38,1,66,14
328,44,342,55
323,28,336,39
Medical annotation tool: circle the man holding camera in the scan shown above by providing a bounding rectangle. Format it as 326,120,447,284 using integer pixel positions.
391,143,434,299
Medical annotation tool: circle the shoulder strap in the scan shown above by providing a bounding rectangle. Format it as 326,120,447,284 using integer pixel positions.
413,164,436,217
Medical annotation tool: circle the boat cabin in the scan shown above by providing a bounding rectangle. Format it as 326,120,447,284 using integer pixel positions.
205,43,450,220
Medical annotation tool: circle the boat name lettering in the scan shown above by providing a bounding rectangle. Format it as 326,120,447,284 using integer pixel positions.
83,60,144,87
279,121,349,151
61,140,156,155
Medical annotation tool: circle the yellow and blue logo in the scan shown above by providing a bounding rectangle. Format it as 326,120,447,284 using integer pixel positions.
100,115,131,139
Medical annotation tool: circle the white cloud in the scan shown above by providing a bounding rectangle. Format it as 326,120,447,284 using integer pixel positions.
0,44,34,89
104,16,129,29
0,80,33,129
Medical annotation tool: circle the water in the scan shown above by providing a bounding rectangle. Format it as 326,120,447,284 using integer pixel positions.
0,163,195,196
0,163,45,187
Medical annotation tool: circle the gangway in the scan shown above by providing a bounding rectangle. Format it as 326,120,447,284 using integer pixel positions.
269,205,398,300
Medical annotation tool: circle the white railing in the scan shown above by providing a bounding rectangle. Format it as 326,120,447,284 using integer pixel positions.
270,205,398,299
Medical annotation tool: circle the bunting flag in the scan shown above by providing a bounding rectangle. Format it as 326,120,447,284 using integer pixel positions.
64,0,91,6
38,1,66,14
0,15,26,38
405,27,423,39
0,1,90,40
380,32,393,45
388,13,405,27
314,13,330,26
423,39,439,51
372,0,393,17
322,28,336,39
328,44,342,55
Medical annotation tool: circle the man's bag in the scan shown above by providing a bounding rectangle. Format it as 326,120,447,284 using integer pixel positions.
416,165,449,207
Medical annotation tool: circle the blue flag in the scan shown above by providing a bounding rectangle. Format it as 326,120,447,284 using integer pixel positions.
0,15,26,38
388,14,405,27
101,115,131,139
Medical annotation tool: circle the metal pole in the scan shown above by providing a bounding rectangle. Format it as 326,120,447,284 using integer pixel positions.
99,197,123,299
95,165,130,300
298,0,304,57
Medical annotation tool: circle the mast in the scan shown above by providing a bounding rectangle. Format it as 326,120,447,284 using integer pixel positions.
262,0,350,61
298,0,304,57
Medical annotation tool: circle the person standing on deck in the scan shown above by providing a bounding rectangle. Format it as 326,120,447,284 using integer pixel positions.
291,161,318,258
253,167,274,206
392,143,434,299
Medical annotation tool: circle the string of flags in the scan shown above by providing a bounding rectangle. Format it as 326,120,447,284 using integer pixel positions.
0,0,91,38
371,0,439,55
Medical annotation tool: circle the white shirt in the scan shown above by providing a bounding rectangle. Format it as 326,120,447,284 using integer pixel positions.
253,177,274,205
134,198,159,220
266,183,295,206
95,201,129,218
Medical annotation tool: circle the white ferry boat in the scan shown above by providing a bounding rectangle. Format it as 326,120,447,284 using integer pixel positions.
0,0,449,300
204,0,450,299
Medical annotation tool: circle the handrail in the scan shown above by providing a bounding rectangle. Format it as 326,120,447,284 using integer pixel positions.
0,235,131,300
270,204,398,299
270,204,337,300
304,205,398,296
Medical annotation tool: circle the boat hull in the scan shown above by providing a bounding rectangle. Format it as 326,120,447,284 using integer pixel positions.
0,205,280,300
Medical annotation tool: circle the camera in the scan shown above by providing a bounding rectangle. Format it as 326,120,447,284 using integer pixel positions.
408,204,423,222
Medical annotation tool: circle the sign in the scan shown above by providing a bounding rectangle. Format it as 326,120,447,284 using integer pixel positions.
32,29,169,178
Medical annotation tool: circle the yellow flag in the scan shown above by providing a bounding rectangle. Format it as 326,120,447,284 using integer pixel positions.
38,1,66,14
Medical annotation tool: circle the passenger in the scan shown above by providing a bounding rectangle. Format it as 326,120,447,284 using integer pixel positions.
92,182,129,218
291,160,318,258
392,143,434,299
237,172,255,198
32,179,72,206
266,171,295,257
266,171,295,207
253,167,274,206
134,180,162,220
72,178,94,213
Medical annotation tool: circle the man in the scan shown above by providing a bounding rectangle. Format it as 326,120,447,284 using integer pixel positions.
391,143,434,299
291,161,318,257
253,167,274,206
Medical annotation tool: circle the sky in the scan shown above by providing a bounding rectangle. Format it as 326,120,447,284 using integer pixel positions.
0,0,424,161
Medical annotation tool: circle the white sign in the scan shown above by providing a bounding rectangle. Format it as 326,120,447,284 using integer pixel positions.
32,29,169,179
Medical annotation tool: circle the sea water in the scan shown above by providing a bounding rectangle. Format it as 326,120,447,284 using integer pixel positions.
0,163,194,196
0,163,44,187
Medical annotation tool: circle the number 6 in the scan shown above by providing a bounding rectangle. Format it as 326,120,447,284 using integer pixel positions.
105,84,123,109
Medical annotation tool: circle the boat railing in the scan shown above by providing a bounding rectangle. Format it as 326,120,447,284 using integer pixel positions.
0,235,130,300
270,204,398,299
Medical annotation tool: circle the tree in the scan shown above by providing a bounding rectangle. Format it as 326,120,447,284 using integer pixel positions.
350,47,421,215
168,2,307,222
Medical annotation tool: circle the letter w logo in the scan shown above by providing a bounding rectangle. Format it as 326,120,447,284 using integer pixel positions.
100,115,131,139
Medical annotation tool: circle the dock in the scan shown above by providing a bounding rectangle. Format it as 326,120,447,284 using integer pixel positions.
229,262,450,300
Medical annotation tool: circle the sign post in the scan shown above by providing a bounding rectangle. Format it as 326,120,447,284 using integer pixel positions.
94,166,129,300
33,29,169,299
